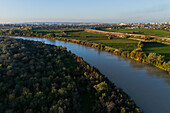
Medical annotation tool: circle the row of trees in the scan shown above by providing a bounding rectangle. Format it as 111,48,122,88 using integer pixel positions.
112,41,170,74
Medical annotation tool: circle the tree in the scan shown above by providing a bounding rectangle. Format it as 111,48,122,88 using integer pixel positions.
94,81,108,93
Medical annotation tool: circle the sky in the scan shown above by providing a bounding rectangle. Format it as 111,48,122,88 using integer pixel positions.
0,0,170,23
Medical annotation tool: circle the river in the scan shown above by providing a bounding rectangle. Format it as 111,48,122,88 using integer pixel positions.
11,36,170,113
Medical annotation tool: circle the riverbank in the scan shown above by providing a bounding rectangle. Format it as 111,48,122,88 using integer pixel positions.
3,34,170,74
51,36,170,74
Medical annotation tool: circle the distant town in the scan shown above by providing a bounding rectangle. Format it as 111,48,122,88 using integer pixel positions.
0,22,170,31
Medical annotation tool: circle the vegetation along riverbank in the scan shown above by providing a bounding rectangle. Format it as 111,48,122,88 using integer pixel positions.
0,26,169,74
0,37,141,113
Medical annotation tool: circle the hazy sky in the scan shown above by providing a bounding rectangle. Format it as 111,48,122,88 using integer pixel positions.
0,0,170,23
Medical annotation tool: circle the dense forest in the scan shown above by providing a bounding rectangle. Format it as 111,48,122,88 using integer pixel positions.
0,37,141,113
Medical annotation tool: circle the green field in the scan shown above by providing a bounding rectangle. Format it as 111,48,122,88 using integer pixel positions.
62,31,139,51
34,29,106,38
66,31,106,37
64,30,170,61
143,42,170,61
33,29,139,51
33,29,62,32
91,39,139,51
33,29,81,34
34,28,82,33
105,28,170,37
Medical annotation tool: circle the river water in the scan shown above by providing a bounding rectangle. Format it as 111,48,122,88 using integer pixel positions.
11,36,170,113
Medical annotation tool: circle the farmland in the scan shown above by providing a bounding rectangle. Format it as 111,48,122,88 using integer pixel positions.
104,28,170,37
1,27,170,61
143,42,170,61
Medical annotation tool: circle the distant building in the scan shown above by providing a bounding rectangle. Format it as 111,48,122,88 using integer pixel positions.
119,23,126,26
150,23,156,25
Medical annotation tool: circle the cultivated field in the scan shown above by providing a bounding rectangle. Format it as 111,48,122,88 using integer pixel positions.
104,28,170,37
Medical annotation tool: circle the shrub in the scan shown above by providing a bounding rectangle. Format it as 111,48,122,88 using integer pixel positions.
146,53,157,64
164,61,170,74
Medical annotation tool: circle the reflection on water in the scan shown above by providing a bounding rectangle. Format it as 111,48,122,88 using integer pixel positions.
10,36,170,113
129,60,145,69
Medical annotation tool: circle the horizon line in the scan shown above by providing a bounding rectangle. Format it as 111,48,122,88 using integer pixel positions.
0,21,170,24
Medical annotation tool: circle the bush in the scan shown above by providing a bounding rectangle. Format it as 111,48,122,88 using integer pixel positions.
164,61,170,74
146,53,157,64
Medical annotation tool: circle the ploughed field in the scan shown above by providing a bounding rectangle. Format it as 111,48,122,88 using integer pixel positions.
0,37,141,113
